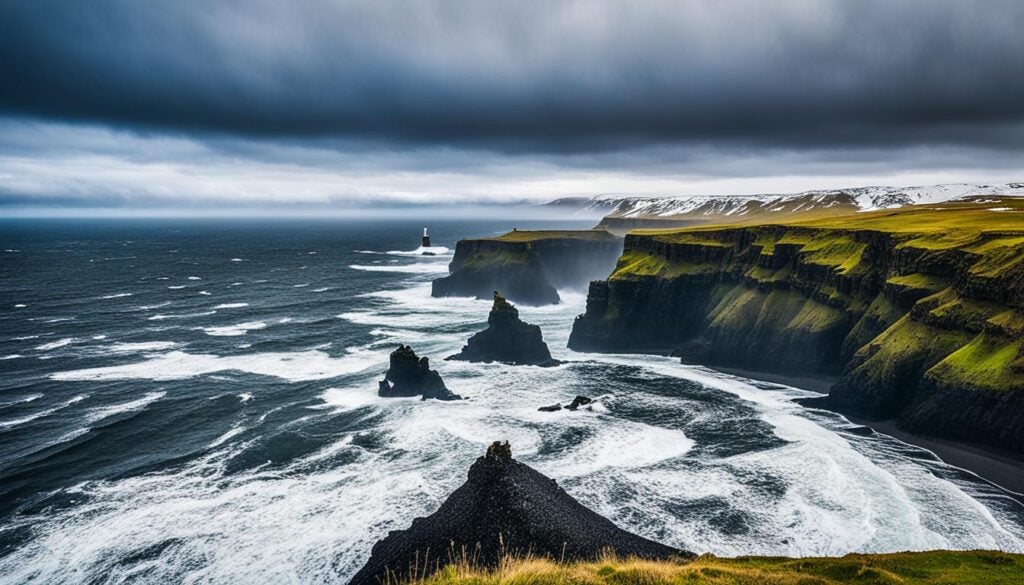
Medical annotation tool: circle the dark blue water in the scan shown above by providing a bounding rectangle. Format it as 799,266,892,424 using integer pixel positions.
1,219,1022,583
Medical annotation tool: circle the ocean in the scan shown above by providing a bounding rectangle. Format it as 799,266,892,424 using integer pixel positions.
1,218,1022,583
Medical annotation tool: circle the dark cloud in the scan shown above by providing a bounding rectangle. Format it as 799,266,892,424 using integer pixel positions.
3,0,1024,153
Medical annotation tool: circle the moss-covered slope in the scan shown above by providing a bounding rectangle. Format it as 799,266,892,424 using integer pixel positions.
432,230,622,305
569,197,1024,452
400,550,1024,585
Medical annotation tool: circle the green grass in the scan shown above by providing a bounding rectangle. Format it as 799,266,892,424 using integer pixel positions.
491,229,619,243
927,334,1023,391
396,551,1024,585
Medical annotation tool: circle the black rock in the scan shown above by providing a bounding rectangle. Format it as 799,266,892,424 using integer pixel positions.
565,395,593,410
537,403,563,412
378,345,462,401
447,292,560,366
350,442,688,584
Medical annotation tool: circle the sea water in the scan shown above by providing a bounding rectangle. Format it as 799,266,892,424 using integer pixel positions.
1,218,1022,583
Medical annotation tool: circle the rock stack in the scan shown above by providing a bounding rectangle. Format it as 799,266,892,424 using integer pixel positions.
447,292,560,366
378,345,461,401
350,441,687,584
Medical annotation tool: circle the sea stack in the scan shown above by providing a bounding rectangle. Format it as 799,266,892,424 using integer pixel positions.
421,227,431,248
350,441,688,584
378,345,461,401
447,292,560,366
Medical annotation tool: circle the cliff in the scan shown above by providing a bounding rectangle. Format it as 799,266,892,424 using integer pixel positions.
432,230,623,305
569,198,1024,453
447,292,559,366
351,442,685,585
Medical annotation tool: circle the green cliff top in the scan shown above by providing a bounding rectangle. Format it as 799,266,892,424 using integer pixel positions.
400,550,1024,585
636,197,1024,240
491,229,620,243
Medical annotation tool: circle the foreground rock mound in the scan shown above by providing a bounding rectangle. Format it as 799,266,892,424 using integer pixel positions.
447,292,560,366
350,441,686,584
378,345,461,401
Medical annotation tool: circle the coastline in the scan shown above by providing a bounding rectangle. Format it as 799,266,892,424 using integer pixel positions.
713,366,1024,496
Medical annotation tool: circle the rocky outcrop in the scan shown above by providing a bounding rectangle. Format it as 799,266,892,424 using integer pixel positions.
569,204,1024,453
538,395,593,412
350,441,687,584
447,292,560,366
378,345,461,401
432,230,623,306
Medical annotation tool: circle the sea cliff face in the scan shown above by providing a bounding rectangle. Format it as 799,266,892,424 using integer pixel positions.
432,230,623,305
569,200,1024,452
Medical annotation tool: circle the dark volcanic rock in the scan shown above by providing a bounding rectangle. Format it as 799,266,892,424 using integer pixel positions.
565,395,593,410
350,441,687,584
378,345,461,401
538,395,594,412
448,292,560,366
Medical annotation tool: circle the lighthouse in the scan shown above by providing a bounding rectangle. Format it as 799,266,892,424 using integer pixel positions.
421,227,431,248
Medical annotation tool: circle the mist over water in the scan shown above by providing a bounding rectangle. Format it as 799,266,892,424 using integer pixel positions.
1,219,1022,583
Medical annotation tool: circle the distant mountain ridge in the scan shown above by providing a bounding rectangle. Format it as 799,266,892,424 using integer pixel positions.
544,182,1024,232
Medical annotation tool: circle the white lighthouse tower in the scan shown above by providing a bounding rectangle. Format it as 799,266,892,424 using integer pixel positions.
421,227,431,248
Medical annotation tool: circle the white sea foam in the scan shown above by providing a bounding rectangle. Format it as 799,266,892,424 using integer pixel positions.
92,335,108,340
14,303,26,308
0,393,42,407
52,347,384,383
107,341,179,353
148,310,216,321
385,246,451,257
238,393,253,403
213,303,249,309
231,258,244,262
84,392,165,424
293,283,309,288
0,354,22,360
0,395,87,430
167,285,187,290
35,338,75,351
100,293,133,299
348,262,448,274
311,287,330,292
199,321,267,337
199,290,212,296
187,276,202,280
209,426,246,448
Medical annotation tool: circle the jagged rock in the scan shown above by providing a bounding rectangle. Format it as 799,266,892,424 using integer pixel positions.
565,395,593,410
350,441,688,584
447,292,560,366
378,345,461,401
538,395,594,412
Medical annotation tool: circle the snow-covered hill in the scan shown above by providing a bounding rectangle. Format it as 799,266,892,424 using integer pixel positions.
545,182,1024,220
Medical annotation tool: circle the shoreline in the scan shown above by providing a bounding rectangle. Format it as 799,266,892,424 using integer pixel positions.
712,365,1024,496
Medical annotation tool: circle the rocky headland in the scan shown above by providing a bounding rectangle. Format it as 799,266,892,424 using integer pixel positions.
447,292,560,366
378,345,461,401
431,230,623,306
350,441,686,584
569,197,1024,453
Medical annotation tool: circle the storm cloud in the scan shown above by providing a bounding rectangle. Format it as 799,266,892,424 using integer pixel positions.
0,0,1022,210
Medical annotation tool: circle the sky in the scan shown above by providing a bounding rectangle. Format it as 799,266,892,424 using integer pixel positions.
1,0,1023,215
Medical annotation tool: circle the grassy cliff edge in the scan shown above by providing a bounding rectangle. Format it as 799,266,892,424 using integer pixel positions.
398,550,1024,585
569,197,1024,452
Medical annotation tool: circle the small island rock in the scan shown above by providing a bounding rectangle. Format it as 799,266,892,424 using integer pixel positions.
378,345,461,401
447,292,560,366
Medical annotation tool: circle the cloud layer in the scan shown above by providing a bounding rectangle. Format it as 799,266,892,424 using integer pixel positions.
1,1,1022,209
